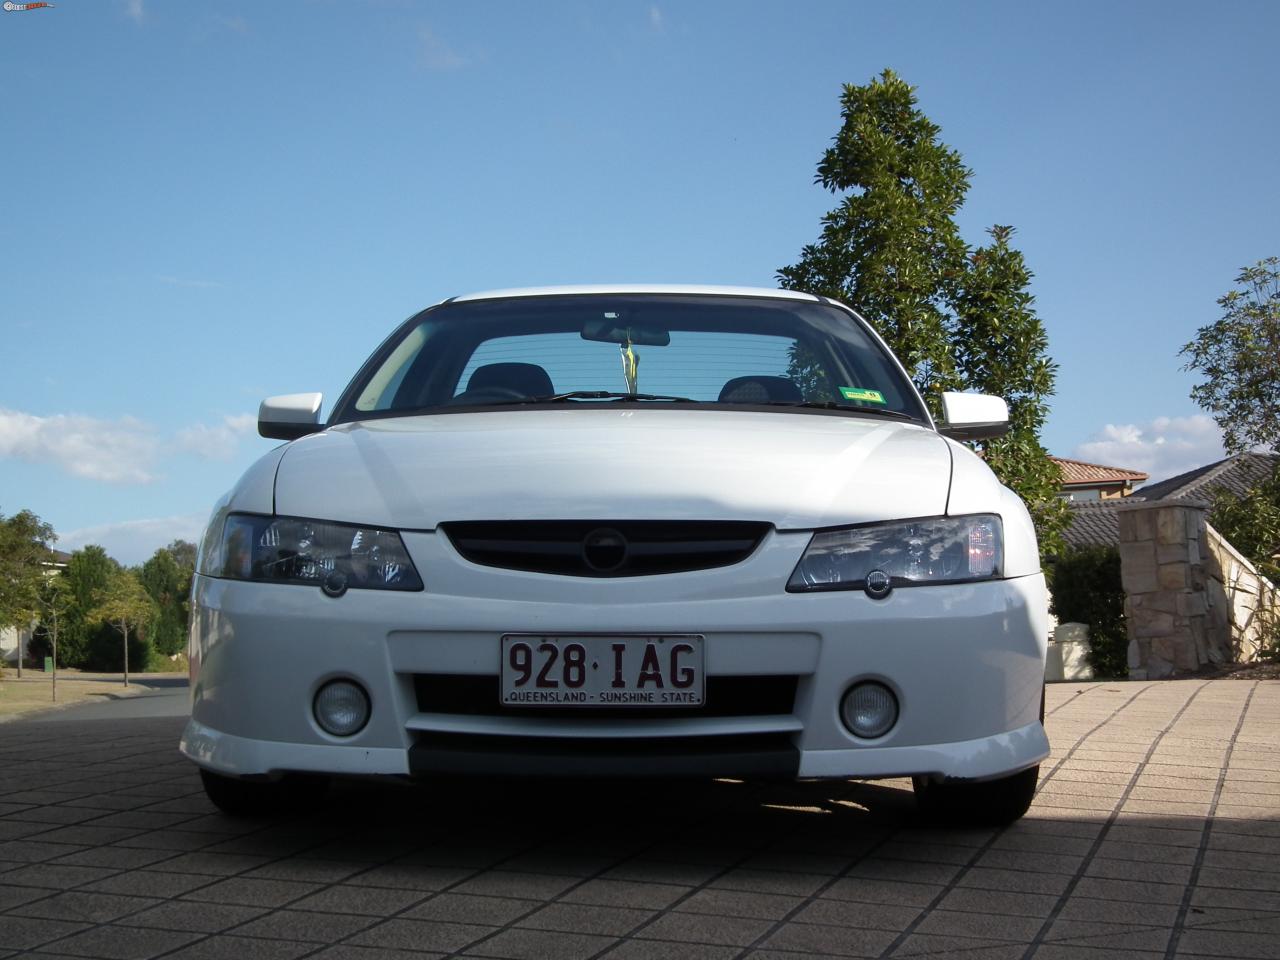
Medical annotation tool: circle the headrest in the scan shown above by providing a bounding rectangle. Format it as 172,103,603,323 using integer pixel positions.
718,375,803,404
466,362,554,398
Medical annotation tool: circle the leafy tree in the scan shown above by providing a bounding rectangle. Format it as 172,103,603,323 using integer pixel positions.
0,508,55,674
779,70,1066,557
953,227,1070,557
1048,546,1127,678
139,545,194,657
164,539,198,570
1181,258,1280,454
32,575,72,700
779,69,967,400
1209,468,1280,583
60,546,120,668
91,569,155,684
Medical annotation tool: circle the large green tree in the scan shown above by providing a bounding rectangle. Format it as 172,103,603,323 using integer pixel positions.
91,569,156,684
0,508,55,673
779,70,1066,556
139,542,195,657
1181,257,1280,454
59,545,119,668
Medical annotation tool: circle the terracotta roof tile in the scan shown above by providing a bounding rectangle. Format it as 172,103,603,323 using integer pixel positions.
1051,456,1149,486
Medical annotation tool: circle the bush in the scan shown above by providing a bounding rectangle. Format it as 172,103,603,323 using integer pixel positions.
1048,546,1128,678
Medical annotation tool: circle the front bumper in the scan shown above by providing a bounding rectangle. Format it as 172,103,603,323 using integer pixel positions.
181,529,1049,783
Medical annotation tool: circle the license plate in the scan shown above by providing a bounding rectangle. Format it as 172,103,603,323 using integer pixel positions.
500,635,705,707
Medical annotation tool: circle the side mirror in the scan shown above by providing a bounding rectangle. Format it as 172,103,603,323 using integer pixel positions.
938,392,1010,441
258,393,324,441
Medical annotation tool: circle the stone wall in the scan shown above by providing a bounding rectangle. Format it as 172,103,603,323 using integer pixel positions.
1204,522,1277,662
1117,500,1231,679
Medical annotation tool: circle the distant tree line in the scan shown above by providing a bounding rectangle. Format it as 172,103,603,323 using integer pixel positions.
0,507,196,674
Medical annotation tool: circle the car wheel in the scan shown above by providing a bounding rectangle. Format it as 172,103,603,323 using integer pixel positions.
912,765,1039,826
200,768,329,818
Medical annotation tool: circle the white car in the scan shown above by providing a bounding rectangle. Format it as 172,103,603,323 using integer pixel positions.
182,286,1049,823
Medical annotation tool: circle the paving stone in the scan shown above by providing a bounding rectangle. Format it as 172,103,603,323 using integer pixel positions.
791,898,920,932
10,890,160,923
347,918,497,952
600,860,721,886
760,920,902,956
309,947,446,960
1045,920,1173,951
118,900,269,934
230,908,378,942
937,886,1059,918
561,878,690,910
144,852,272,877
633,911,774,947
0,862,118,889
80,870,215,899
448,869,579,901
179,876,322,907
1176,928,1280,958
346,864,477,892
160,935,319,960
43,923,202,959
954,866,1073,896
516,901,650,936
674,887,803,920
287,883,429,917
1057,897,1179,926
913,908,1044,941
401,893,534,926
709,867,830,897
600,940,738,960
0,915,91,950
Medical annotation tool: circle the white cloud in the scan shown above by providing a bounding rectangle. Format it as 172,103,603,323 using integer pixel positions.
123,0,144,23
648,5,664,30
57,513,208,567
0,409,159,484
0,409,258,484
1073,414,1226,486
174,413,257,461
418,27,467,71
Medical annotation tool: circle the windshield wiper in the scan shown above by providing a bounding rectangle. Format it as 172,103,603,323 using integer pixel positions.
524,391,697,403
747,400,920,422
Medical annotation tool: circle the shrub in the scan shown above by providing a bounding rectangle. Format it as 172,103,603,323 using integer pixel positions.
1048,545,1128,678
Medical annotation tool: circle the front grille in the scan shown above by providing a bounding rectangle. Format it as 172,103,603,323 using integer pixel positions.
415,674,798,720
440,520,771,577
408,731,799,779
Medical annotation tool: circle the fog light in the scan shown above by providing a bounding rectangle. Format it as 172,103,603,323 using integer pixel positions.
314,680,370,737
841,682,898,739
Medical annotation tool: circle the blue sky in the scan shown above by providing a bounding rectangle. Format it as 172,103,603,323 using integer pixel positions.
2,0,1277,564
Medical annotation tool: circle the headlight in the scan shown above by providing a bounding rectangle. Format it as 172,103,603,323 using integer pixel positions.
787,514,1002,592
211,513,423,591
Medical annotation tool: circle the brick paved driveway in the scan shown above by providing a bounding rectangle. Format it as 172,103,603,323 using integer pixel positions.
1,679,1276,960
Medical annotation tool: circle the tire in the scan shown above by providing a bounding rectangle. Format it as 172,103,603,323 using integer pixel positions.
200,768,329,818
912,765,1039,826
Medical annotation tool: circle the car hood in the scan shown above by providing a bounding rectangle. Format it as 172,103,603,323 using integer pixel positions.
272,408,954,530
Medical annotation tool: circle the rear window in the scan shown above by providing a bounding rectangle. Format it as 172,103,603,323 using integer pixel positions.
334,294,926,423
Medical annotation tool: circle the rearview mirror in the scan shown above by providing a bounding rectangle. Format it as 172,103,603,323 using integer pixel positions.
258,393,324,440
937,391,1009,441
581,318,671,346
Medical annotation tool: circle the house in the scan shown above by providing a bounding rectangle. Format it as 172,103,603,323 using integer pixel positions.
1060,451,1280,551
1051,456,1148,502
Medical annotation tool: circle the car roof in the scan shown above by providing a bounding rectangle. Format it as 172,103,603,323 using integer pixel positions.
450,284,822,303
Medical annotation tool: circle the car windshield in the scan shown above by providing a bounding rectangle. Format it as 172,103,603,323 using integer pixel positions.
330,294,929,425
